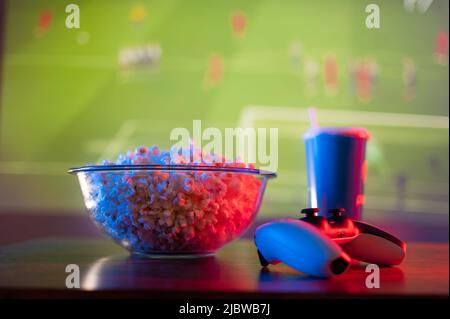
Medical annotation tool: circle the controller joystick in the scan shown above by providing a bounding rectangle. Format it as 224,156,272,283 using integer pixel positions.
300,208,328,228
301,207,320,217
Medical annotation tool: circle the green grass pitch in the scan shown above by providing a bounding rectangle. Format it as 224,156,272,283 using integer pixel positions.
0,0,448,216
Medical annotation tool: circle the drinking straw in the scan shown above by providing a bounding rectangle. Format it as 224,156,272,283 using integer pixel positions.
308,107,319,128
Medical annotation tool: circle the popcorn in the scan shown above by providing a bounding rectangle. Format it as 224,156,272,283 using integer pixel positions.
82,145,262,253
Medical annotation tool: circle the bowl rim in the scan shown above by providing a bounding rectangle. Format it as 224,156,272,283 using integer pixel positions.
67,164,277,177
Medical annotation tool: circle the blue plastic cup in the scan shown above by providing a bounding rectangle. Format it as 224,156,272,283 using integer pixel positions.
304,127,369,220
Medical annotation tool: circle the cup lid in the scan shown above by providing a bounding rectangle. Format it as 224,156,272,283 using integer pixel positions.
303,127,370,140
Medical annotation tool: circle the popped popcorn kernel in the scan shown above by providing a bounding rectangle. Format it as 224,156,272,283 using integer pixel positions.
82,144,265,253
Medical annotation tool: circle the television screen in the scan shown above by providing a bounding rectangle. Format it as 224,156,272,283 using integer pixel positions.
0,0,448,225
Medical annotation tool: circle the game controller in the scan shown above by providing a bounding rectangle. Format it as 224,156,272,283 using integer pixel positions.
255,208,406,277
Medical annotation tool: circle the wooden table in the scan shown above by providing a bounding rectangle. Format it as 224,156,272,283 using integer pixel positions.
0,238,447,298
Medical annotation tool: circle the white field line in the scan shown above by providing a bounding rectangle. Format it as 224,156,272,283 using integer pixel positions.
239,105,449,129
274,171,449,196
95,118,241,163
0,119,138,175
0,119,138,176
1,104,448,180
269,124,448,145
5,54,115,69
239,105,449,207
96,119,137,162
5,50,440,72
0,161,81,175
0,118,234,175
265,188,449,215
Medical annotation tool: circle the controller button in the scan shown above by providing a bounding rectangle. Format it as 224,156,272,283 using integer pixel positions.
329,208,346,217
301,208,320,217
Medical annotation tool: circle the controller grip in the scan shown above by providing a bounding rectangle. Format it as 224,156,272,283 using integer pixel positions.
255,219,351,277
341,221,406,266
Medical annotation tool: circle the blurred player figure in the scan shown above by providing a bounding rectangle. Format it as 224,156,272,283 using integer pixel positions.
304,58,319,96
434,29,449,65
428,155,441,176
356,61,372,102
77,31,90,46
36,9,53,37
130,3,147,24
324,54,338,96
144,44,162,65
402,57,417,101
119,44,162,70
204,54,224,89
347,60,357,97
395,173,408,212
289,40,303,73
230,11,247,38
368,58,380,95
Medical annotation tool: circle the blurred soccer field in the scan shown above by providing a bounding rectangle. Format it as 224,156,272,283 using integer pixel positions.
0,0,448,217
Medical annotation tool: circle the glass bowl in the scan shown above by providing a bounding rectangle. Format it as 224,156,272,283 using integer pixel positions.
68,164,276,257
